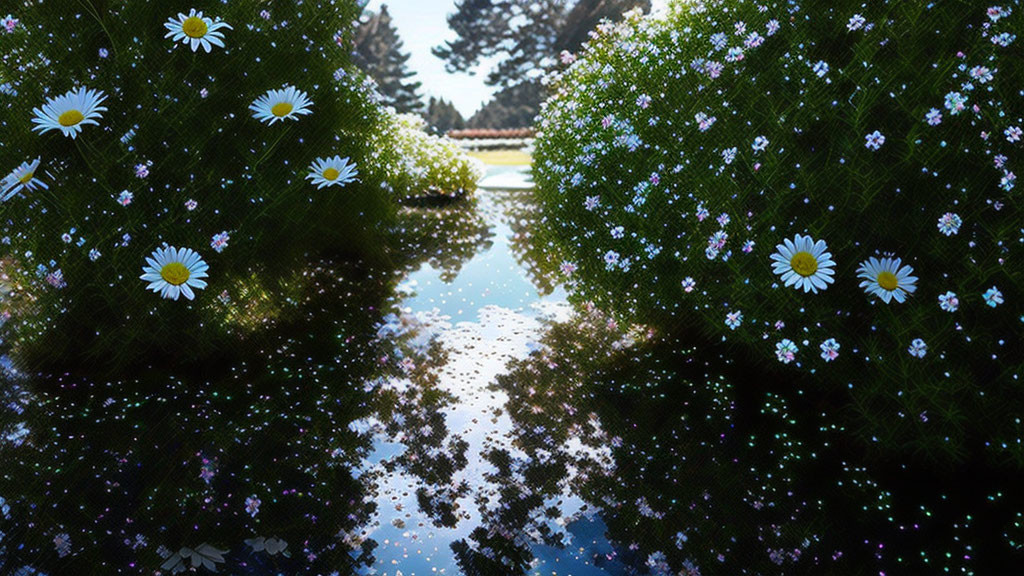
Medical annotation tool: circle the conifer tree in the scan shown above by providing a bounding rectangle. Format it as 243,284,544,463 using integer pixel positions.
435,0,648,130
424,96,466,134
353,4,424,113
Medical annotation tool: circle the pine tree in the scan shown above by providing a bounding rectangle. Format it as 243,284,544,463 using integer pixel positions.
424,96,466,134
436,0,649,130
353,5,424,113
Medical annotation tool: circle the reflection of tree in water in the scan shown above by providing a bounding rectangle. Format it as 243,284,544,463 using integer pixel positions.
371,319,472,529
0,187,496,576
0,260,392,575
392,198,493,283
494,188,565,297
0,174,495,574
475,308,1024,575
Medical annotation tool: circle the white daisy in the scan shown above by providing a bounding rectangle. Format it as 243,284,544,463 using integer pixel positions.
2,158,48,202
769,233,836,293
164,9,232,53
31,87,108,138
857,256,917,304
140,246,209,301
249,86,313,125
305,156,358,189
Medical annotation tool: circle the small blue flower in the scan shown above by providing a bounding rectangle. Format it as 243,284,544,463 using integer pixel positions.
725,310,743,330
907,338,928,358
983,286,1004,308
864,130,885,150
819,338,840,362
937,212,961,236
938,291,959,312
775,338,798,364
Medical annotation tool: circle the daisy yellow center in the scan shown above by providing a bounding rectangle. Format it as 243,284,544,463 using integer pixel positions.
58,109,84,127
182,16,208,38
271,102,294,117
160,262,191,286
789,251,818,277
322,167,340,181
19,171,35,184
877,271,899,291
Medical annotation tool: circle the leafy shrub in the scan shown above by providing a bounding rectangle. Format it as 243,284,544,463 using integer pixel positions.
0,1,480,373
534,1,1023,462
364,110,484,200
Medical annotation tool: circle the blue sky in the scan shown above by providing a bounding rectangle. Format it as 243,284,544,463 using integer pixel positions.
365,0,669,118
365,0,500,118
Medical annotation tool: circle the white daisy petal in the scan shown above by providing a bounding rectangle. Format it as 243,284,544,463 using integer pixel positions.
857,255,916,304
165,9,230,52
306,155,359,189
1,158,47,201
250,85,314,125
31,88,107,138
141,246,209,301
770,234,834,294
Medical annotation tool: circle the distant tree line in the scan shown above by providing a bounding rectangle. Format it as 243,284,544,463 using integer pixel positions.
424,97,465,135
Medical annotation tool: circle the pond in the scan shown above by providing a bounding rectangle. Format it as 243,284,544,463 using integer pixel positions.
2,164,1023,576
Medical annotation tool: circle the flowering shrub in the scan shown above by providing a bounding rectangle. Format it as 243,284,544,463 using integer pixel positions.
364,110,484,200
535,1,1023,461
0,1,475,371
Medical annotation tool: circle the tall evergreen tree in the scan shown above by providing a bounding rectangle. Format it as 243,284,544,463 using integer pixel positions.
353,4,424,113
424,96,466,134
433,0,650,88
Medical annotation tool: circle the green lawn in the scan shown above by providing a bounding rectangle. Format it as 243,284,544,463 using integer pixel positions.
467,149,533,166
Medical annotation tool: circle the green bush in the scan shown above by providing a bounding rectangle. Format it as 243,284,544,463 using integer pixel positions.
0,1,475,372
534,1,1023,462
364,110,485,200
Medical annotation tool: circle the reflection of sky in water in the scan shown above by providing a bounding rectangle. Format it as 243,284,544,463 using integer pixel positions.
398,166,567,325
360,166,617,575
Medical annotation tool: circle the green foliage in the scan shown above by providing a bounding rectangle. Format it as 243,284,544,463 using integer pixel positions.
467,79,544,129
364,110,485,199
534,0,1024,463
0,0,394,372
434,0,650,87
0,1,476,373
